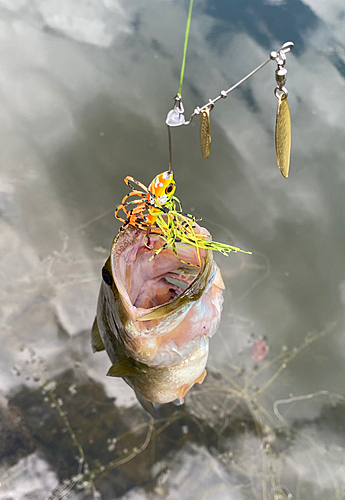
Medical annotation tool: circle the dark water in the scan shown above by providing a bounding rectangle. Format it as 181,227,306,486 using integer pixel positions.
1,0,345,499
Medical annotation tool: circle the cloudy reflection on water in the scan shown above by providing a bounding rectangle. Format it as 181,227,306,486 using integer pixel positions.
0,0,345,499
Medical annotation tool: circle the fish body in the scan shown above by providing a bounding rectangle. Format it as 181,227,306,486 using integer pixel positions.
92,224,224,407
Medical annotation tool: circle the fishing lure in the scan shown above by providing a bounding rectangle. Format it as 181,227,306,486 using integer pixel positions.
115,171,176,233
166,39,294,176
115,171,250,264
273,48,292,178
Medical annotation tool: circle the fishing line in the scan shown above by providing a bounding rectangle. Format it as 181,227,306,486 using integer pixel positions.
167,0,194,172
168,124,172,172
177,0,194,97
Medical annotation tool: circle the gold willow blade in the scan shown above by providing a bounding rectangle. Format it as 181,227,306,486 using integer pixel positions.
199,108,211,159
275,93,291,178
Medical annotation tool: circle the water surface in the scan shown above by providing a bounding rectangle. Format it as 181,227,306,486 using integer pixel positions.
1,0,345,499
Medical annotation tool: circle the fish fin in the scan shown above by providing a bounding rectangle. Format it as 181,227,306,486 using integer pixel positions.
194,368,207,385
214,267,225,290
178,384,190,404
177,369,207,404
134,390,157,418
173,398,184,406
91,317,105,352
106,358,139,378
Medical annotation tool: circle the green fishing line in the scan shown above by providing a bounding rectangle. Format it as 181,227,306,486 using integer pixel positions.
177,0,194,97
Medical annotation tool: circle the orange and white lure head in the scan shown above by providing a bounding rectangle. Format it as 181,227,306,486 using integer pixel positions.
147,171,176,207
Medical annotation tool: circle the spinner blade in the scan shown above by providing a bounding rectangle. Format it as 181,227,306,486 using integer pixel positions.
199,108,211,159
275,94,291,178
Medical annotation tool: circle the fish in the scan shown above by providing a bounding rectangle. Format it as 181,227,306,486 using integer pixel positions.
92,223,225,414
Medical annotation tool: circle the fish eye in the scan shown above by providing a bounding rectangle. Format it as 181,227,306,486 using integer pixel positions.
165,183,174,194
102,267,113,286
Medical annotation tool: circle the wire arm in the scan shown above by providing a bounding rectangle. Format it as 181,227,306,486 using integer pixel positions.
181,41,294,125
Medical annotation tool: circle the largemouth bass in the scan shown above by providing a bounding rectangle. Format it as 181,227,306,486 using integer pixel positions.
92,224,224,412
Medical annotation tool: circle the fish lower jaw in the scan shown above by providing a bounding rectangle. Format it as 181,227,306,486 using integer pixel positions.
131,335,209,368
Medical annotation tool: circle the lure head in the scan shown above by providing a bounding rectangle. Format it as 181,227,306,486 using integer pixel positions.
148,171,176,207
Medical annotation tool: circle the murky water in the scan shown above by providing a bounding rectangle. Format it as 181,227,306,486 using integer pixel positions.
1,0,345,499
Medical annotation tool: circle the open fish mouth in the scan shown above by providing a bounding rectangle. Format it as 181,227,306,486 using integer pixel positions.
111,225,224,368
